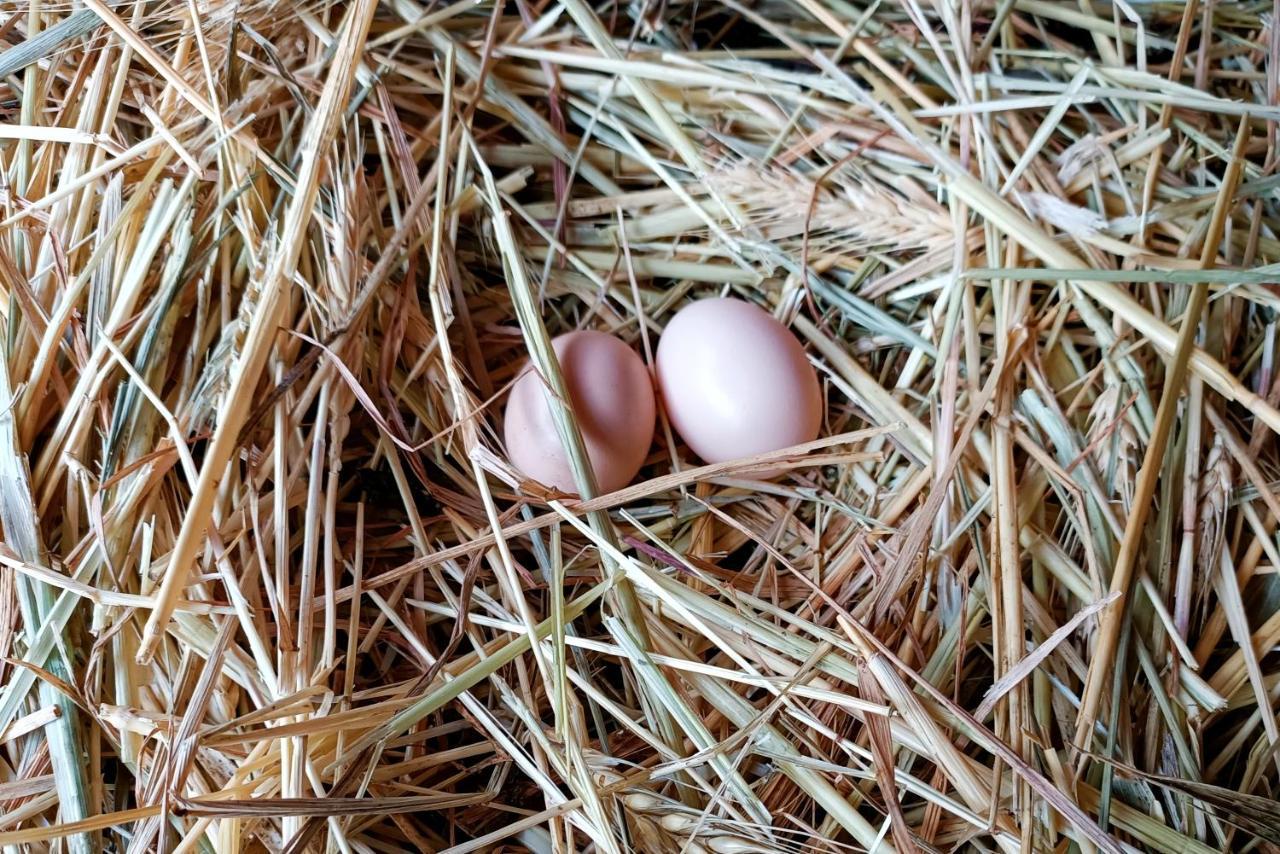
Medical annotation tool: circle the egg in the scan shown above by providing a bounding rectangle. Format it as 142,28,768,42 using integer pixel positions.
656,297,822,464
504,330,656,495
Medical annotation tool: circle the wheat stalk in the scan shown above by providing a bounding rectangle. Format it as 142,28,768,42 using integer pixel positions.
706,164,953,253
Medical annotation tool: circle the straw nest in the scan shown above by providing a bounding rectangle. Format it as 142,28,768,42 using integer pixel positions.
1,1,1279,852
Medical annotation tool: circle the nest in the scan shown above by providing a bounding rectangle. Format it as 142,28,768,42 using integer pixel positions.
0,0,1278,852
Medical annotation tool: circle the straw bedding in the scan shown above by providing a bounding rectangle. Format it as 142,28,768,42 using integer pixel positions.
0,0,1278,851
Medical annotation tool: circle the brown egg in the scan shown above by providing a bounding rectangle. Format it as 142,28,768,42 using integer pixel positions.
656,297,822,464
504,331,656,495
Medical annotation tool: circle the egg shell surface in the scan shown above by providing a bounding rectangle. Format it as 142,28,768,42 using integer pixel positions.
503,330,656,495
656,298,822,464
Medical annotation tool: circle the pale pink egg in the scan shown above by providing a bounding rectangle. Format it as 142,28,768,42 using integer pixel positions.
503,330,656,495
656,298,822,464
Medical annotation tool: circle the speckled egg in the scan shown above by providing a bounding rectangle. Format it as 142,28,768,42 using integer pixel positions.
504,330,656,495
656,297,822,464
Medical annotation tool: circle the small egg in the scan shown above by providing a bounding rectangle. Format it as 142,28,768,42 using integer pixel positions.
504,330,655,495
656,297,822,464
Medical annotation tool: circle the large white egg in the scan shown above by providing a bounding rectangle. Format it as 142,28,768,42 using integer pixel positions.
656,298,822,464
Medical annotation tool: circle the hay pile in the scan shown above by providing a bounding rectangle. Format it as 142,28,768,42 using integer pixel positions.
0,0,1278,851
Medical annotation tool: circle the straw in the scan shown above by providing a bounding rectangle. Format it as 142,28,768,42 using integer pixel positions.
1,1,1279,851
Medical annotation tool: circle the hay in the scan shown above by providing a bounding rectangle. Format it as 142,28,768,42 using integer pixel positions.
0,0,1278,851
